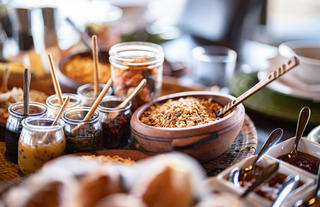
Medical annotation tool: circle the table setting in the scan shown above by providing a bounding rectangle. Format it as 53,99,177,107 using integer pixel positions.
0,0,319,206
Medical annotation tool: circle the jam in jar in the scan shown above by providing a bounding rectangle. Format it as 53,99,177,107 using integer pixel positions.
18,117,65,174
98,96,132,148
62,107,103,153
5,102,47,157
77,83,112,107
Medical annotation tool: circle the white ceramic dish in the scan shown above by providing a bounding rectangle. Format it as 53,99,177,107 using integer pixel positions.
214,155,314,207
279,40,320,84
267,137,320,176
284,184,318,207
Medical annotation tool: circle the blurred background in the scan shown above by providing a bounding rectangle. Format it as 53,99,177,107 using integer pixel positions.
1,0,320,133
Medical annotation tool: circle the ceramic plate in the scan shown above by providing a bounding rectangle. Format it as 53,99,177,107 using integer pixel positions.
257,56,320,102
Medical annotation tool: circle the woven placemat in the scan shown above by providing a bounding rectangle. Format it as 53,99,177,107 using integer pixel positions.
0,143,19,182
202,114,257,176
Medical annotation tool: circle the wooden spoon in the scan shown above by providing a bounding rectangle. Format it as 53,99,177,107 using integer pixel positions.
48,53,63,105
108,79,147,120
72,79,113,132
216,56,299,117
92,35,100,97
1,68,10,93
23,68,31,115
41,96,70,144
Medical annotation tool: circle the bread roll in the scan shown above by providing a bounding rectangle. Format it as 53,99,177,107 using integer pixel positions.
3,173,78,207
131,164,193,207
95,194,146,207
76,164,122,207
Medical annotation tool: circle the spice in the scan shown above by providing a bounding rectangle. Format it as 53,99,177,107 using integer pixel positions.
109,42,163,110
98,97,132,148
141,97,225,128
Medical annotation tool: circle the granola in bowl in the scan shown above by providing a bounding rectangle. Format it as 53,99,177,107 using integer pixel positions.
140,97,226,128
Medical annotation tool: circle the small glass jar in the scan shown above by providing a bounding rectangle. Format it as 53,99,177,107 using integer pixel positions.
98,96,132,148
5,102,47,156
109,41,164,110
18,117,65,175
46,93,81,118
77,83,113,107
62,107,102,153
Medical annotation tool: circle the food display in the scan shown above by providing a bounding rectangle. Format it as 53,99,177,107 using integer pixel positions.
109,42,164,110
98,97,132,148
77,83,112,106
18,117,66,174
3,153,211,207
80,155,134,164
63,55,111,83
0,87,47,120
62,107,103,153
140,97,225,128
5,102,47,156
46,94,81,118
238,165,303,201
278,151,320,175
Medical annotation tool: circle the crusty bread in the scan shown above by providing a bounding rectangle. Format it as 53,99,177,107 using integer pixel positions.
76,164,123,207
95,194,146,207
131,164,193,207
3,173,78,207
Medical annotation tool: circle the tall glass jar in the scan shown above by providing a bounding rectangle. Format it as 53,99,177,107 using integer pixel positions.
46,93,81,118
62,107,102,153
77,83,112,107
98,96,132,148
18,117,65,175
109,42,164,110
5,102,47,156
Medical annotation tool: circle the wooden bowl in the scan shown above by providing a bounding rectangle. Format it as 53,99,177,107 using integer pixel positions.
130,91,245,162
57,50,109,92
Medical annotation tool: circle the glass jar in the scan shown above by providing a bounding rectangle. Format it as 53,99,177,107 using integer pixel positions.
62,107,102,153
109,41,164,110
5,102,47,156
98,96,132,148
18,117,65,175
77,83,112,107
46,93,81,118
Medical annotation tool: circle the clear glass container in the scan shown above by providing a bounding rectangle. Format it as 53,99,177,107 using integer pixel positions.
62,107,102,153
77,83,112,107
5,102,47,156
18,117,65,175
109,41,164,110
98,96,132,148
46,93,81,118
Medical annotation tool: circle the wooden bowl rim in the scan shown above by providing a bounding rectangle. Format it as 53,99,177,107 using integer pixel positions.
131,91,245,133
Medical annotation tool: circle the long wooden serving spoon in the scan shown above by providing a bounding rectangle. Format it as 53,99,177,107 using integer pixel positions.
216,56,299,117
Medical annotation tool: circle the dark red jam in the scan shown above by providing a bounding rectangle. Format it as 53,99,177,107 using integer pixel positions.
278,151,320,175
240,166,303,201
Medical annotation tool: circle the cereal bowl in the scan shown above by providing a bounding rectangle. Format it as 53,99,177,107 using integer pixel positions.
130,91,245,162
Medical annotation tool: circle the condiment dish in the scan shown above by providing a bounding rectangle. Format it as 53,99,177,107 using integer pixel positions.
130,91,245,162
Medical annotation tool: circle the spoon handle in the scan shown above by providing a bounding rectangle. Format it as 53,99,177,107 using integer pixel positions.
293,106,311,154
216,56,299,117
240,162,279,198
315,165,320,199
253,128,283,166
23,68,31,115
272,175,299,207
